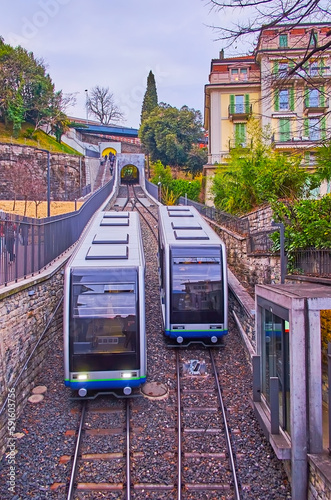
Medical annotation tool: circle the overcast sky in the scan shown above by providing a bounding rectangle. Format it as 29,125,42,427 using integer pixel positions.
0,0,252,129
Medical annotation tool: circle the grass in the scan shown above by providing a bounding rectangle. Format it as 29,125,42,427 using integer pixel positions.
0,122,81,156
0,200,84,218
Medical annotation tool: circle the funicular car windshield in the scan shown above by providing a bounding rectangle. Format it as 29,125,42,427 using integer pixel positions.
170,247,224,324
69,268,139,371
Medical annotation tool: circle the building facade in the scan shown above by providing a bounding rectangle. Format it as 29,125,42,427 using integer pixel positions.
204,23,331,205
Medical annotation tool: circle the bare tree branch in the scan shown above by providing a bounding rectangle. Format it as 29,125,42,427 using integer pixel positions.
86,86,125,125
207,0,331,49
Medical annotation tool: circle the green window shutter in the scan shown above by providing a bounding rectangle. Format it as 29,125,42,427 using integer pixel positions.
320,86,325,106
273,61,279,76
304,88,309,108
274,89,279,111
235,123,246,145
304,152,310,165
244,94,250,113
321,116,326,140
320,58,324,76
289,88,295,111
279,119,290,141
230,94,235,114
304,118,309,137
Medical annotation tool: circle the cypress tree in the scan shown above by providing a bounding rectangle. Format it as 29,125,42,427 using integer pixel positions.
140,70,158,124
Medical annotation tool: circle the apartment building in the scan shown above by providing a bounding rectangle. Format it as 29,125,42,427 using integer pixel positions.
204,23,331,205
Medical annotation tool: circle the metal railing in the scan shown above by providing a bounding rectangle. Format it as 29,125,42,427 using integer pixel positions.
292,248,331,277
178,197,250,236
0,177,114,287
247,230,278,254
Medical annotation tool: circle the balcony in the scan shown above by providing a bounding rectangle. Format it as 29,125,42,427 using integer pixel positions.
272,67,331,84
229,139,253,150
304,99,329,115
228,104,252,121
271,133,321,148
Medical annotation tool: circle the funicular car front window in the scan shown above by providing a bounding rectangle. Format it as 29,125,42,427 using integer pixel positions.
171,254,223,322
70,269,138,356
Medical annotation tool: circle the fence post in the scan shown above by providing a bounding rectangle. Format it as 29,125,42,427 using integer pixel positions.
271,221,286,283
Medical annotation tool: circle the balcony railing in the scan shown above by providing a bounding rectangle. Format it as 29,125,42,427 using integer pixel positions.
272,67,331,82
271,133,321,145
304,98,329,114
229,139,253,150
228,104,252,120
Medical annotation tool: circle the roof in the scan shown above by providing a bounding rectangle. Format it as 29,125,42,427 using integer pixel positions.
70,119,139,138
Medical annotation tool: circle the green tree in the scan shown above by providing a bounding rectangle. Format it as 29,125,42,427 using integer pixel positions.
212,121,309,214
0,37,74,136
150,160,203,203
150,160,173,186
312,139,331,187
139,103,204,168
140,70,158,124
186,144,208,176
271,195,331,271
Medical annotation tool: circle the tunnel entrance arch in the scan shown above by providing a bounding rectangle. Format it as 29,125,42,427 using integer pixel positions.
120,164,139,184
117,154,145,187
101,147,117,158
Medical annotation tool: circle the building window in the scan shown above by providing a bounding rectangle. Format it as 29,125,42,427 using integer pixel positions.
235,95,244,113
310,61,319,76
309,30,318,47
279,89,289,110
230,67,248,81
307,117,321,140
231,68,239,81
274,88,294,112
279,34,288,48
240,68,248,81
308,88,320,107
279,62,288,77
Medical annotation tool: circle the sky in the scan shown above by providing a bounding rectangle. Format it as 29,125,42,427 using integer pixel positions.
0,0,252,129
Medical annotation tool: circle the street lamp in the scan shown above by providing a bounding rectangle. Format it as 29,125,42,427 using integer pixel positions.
85,89,89,124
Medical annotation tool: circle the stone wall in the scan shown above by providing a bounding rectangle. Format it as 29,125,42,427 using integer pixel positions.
308,455,331,499
207,217,281,294
0,143,86,201
0,256,66,458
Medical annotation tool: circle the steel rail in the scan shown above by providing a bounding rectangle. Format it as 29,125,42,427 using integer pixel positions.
209,350,241,500
132,185,158,222
130,186,158,242
66,400,87,500
176,350,183,500
126,399,131,500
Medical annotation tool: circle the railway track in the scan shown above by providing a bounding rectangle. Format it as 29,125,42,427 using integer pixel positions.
53,397,131,499
176,347,241,499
